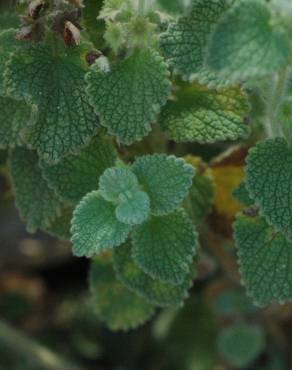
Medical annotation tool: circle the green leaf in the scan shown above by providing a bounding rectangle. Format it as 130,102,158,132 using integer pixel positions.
132,154,195,215
71,191,131,257
42,206,73,240
246,138,292,240
183,156,214,224
207,0,290,81
40,137,117,204
234,214,292,306
0,96,32,149
0,29,20,94
86,48,171,144
159,0,230,85
232,182,254,207
113,241,195,307
8,148,62,233
0,13,20,31
217,323,265,368
132,210,198,285
116,190,150,225
99,167,139,202
5,42,99,163
89,256,155,331
160,85,250,143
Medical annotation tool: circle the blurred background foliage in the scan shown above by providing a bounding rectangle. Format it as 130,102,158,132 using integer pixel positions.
1,0,292,369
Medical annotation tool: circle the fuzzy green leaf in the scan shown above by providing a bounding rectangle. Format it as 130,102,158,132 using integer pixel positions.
132,154,195,215
86,48,171,144
71,191,131,257
160,85,250,143
132,210,198,285
207,0,289,81
234,214,292,306
217,323,265,368
0,13,19,30
159,0,230,85
113,241,195,307
0,96,32,149
5,42,99,162
9,148,62,233
42,206,73,240
116,190,150,225
89,257,155,331
246,138,292,240
99,167,139,202
0,29,20,94
40,137,117,204
232,182,254,207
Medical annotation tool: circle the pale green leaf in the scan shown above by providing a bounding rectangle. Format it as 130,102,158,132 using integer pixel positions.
116,190,150,225
42,206,73,240
113,241,195,307
207,0,290,81
132,210,198,285
5,42,99,162
160,85,250,143
71,191,131,257
159,0,230,86
89,256,155,331
99,167,139,202
9,148,63,233
86,48,171,144
40,136,117,204
132,154,195,215
217,323,265,368
246,138,292,240
234,214,292,305
0,96,32,149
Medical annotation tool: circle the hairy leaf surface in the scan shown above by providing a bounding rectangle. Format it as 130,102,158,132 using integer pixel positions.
132,154,195,215
71,191,131,257
132,210,198,285
246,138,292,240
90,257,155,331
5,42,99,162
116,190,150,225
113,241,195,307
86,48,171,144
234,214,292,306
9,148,62,233
43,206,73,240
40,137,117,204
207,0,289,81
160,85,249,143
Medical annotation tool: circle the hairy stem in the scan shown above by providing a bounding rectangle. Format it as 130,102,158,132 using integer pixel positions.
0,320,85,370
265,67,290,138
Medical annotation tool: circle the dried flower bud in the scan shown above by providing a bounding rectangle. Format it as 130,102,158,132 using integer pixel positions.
86,50,103,66
28,0,45,20
64,21,81,46
16,25,34,41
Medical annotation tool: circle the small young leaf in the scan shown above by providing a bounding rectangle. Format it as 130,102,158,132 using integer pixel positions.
99,167,139,202
232,182,254,207
9,148,63,233
160,85,250,143
132,210,197,285
40,137,117,204
5,42,99,162
71,191,131,257
217,323,265,368
132,154,195,215
0,96,32,149
246,138,292,240
89,256,155,331
116,190,150,225
86,48,171,144
207,0,289,81
42,206,73,240
234,214,292,306
113,241,195,307
159,0,230,84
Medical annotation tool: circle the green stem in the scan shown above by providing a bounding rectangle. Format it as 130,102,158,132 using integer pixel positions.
265,67,290,138
0,320,85,370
